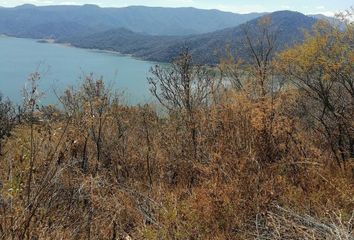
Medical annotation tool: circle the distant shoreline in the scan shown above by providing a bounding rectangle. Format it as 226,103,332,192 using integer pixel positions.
37,39,56,44
62,43,149,63
0,34,161,64
36,38,158,63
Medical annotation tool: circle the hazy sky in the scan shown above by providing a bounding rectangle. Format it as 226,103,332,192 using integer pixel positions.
1,0,352,15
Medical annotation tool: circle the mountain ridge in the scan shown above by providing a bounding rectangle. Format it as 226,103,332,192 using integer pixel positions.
63,11,317,64
0,5,330,64
0,5,265,37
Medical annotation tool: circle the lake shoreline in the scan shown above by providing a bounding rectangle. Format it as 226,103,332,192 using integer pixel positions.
0,35,158,64
37,38,160,64
38,39,126,55
0,36,155,105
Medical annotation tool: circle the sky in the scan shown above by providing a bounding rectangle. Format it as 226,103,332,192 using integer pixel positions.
1,0,352,16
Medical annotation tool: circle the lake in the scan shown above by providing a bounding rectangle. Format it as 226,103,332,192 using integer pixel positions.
0,36,156,105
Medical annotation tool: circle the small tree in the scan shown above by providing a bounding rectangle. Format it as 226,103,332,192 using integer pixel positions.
60,74,111,174
277,13,354,167
221,16,285,164
148,49,219,112
243,16,278,97
220,16,281,98
148,48,220,161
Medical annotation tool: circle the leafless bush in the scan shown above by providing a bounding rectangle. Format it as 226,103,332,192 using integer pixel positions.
0,94,15,154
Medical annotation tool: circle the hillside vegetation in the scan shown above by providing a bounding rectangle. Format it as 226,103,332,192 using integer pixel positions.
0,12,353,239
0,4,332,65
65,11,317,64
0,4,264,38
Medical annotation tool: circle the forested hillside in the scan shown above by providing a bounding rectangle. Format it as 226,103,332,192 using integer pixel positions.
0,4,334,65
64,11,317,64
0,4,264,37
0,10,353,239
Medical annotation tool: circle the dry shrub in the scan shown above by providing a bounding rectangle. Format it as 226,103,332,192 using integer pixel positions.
0,14,353,239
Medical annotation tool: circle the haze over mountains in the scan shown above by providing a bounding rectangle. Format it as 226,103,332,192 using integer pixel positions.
0,4,264,37
0,4,325,64
64,11,317,64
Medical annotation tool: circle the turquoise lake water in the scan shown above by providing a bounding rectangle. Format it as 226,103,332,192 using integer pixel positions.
0,36,155,105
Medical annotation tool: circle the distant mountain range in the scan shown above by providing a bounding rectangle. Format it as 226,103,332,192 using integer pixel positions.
0,4,264,37
0,5,331,64
63,11,317,64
